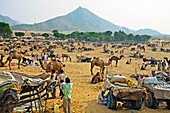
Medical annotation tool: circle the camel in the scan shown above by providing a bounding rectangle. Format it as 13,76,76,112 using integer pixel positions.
110,55,124,67
137,45,145,51
91,72,104,84
39,59,64,75
62,54,71,62
141,64,148,70
5,51,22,70
90,58,112,75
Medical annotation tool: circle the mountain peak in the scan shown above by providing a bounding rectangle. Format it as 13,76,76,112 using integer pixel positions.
77,6,83,9
71,6,89,14
11,7,162,36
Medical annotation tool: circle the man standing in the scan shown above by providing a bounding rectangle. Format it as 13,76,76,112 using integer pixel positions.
63,77,73,113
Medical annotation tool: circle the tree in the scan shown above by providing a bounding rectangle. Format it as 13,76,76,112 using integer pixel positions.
52,29,59,37
141,35,151,41
59,33,66,39
30,32,36,37
104,31,112,36
15,32,25,37
42,33,49,38
134,35,142,42
114,31,127,41
127,33,134,41
0,22,12,38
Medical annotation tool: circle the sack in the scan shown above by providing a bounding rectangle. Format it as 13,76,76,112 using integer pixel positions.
110,75,127,83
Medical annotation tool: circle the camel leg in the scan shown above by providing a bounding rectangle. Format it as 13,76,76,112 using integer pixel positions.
62,57,64,62
100,67,103,73
18,59,21,69
0,56,4,62
9,60,12,70
102,67,105,74
90,64,94,75
115,60,118,67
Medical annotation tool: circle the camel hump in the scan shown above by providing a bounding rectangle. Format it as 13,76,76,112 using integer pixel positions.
120,55,124,57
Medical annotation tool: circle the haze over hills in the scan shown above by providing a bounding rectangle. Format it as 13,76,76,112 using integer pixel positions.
0,15,22,26
1,7,163,36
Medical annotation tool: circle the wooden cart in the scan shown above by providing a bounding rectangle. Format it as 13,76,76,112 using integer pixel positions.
106,83,147,110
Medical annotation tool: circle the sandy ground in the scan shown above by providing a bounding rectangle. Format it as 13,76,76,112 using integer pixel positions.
0,42,170,113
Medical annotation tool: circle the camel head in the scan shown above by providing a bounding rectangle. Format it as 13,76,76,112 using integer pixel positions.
120,55,124,59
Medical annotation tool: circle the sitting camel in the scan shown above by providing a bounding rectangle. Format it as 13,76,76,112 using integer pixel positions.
110,55,124,67
5,51,22,70
91,72,104,84
39,59,64,75
90,58,112,75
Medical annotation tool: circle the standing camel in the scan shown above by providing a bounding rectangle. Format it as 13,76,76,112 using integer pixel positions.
39,59,64,75
110,55,124,67
90,58,112,75
62,54,72,62
5,51,22,70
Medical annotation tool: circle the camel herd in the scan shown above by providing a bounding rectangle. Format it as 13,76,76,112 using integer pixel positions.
90,55,124,75
0,37,170,113
0,38,170,85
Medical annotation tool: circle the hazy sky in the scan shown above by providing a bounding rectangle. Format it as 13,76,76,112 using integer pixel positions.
0,0,170,34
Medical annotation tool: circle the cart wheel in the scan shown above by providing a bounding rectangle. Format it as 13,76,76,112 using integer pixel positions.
131,99,142,110
167,102,170,110
145,91,158,108
107,90,117,110
3,90,18,113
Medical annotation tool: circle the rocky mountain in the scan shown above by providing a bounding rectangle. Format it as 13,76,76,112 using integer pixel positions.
0,15,22,26
11,7,162,36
